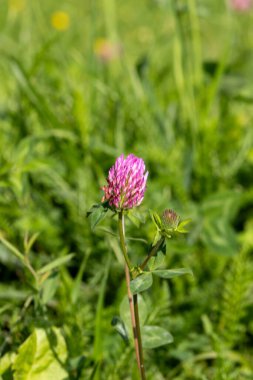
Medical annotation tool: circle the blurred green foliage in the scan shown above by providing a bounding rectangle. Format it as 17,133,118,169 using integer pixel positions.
0,0,253,378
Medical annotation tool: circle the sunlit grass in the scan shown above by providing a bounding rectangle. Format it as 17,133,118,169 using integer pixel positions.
0,0,253,379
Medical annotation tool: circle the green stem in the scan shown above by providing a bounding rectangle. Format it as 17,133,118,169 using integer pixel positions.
118,211,146,380
118,211,132,271
140,237,165,271
24,257,38,284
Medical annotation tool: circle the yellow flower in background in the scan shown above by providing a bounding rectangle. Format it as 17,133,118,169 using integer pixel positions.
9,0,26,12
51,11,70,31
94,38,122,63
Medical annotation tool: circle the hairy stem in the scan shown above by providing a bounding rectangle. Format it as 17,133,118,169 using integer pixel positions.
118,211,146,379
133,294,146,379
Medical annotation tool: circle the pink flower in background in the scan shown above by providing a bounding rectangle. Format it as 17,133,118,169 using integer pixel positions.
102,154,148,210
94,38,123,63
230,0,252,11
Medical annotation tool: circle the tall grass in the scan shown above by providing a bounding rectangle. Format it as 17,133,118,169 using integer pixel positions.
0,0,253,378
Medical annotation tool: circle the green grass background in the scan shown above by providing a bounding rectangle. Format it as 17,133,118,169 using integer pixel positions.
0,0,253,379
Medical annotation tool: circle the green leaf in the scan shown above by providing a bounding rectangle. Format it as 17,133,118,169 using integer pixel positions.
41,273,59,304
142,326,173,349
13,328,68,380
0,352,16,375
71,252,90,304
201,314,214,337
87,204,108,230
0,285,30,301
150,210,162,230
0,237,24,263
152,230,161,246
126,212,140,227
130,273,153,295
24,232,40,254
176,219,191,233
127,209,147,227
0,304,12,315
88,363,100,380
68,355,85,376
111,316,129,343
0,243,20,266
148,251,165,271
153,268,193,279
148,257,156,271
38,253,74,275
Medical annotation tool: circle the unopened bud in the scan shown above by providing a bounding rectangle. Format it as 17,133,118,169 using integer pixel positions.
162,209,180,229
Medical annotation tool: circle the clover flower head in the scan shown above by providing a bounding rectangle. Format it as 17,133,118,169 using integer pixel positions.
102,154,148,210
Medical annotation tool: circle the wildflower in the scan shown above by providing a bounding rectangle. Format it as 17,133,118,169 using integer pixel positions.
51,11,70,31
94,38,122,63
102,154,148,210
230,0,252,11
162,209,180,229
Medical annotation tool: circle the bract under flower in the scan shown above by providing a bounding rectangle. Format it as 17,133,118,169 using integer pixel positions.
102,154,148,210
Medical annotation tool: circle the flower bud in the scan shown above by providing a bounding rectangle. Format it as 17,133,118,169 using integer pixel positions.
162,209,180,229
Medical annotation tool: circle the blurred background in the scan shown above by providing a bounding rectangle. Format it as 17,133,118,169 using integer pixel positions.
0,0,253,379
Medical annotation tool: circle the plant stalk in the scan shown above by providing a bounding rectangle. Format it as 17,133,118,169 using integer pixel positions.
124,264,141,371
118,211,146,379
118,211,132,271
140,237,165,271
133,293,146,380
